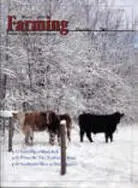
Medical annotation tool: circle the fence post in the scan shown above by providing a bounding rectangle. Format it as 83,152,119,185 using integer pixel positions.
60,120,66,175
8,117,13,152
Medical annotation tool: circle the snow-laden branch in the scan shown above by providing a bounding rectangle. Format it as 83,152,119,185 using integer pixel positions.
0,68,16,78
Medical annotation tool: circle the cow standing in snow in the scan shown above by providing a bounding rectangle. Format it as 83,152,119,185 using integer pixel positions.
12,111,72,146
78,112,124,143
12,111,61,145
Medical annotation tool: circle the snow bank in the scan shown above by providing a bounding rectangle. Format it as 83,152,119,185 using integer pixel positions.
0,125,138,187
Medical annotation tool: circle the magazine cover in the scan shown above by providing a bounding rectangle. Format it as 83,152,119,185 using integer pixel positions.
0,0,138,187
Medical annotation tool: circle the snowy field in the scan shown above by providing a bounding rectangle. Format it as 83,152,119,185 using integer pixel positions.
1,125,138,188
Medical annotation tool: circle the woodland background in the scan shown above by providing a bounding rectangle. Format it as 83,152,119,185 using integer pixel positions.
0,0,138,123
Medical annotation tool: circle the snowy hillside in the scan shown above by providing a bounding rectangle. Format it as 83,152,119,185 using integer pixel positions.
1,125,138,188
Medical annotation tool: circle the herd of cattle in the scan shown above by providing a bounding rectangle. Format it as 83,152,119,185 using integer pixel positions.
12,111,124,145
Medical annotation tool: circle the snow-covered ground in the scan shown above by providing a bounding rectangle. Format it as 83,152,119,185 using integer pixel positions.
1,125,138,188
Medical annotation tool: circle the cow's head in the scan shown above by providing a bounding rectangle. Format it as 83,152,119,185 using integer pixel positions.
115,112,124,117
114,112,124,123
12,112,24,120
12,112,18,119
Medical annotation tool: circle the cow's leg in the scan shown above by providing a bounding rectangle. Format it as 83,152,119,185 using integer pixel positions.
29,130,34,145
109,133,113,142
57,129,61,145
80,129,85,142
49,132,56,145
67,128,71,142
25,131,30,145
105,133,109,143
57,135,61,145
24,126,33,145
86,131,93,142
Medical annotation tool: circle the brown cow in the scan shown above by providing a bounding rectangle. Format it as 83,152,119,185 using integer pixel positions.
13,111,60,145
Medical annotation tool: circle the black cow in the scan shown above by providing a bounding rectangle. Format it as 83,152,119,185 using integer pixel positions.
78,112,124,143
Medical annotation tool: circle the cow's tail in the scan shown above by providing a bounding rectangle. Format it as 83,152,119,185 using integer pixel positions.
78,115,82,127
68,117,72,129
